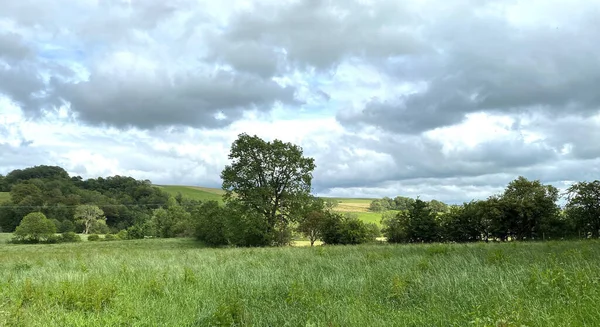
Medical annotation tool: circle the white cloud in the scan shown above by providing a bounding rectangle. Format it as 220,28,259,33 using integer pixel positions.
2,0,600,203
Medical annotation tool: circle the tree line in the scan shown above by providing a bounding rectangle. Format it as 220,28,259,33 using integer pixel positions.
2,134,600,246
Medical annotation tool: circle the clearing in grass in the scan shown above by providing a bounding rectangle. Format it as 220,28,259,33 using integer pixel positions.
1,236,599,326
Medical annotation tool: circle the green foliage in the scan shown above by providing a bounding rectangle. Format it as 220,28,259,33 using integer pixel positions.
370,196,416,212
221,133,316,243
319,213,374,245
439,202,485,242
13,212,56,243
0,167,171,233
194,201,275,247
382,199,439,243
87,234,100,241
381,210,409,243
104,234,117,241
74,204,105,234
116,229,128,240
151,197,193,238
192,201,229,246
58,219,75,233
501,176,560,240
565,180,600,238
60,231,82,243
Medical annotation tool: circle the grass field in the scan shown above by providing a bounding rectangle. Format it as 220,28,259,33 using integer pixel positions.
0,192,9,203
1,236,599,326
156,185,225,203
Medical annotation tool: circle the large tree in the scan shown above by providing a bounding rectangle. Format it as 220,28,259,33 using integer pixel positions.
220,133,316,241
565,180,600,238
74,204,105,234
500,176,559,240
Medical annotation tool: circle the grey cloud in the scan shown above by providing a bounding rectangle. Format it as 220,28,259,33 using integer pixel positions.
312,131,559,192
0,32,32,61
525,115,600,160
0,142,50,171
340,3,600,134
219,0,426,72
55,70,297,129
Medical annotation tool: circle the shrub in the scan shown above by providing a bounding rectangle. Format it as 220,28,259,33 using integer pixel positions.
59,220,75,233
61,232,81,243
87,234,100,241
51,219,61,231
338,214,371,245
116,229,128,240
103,234,117,241
45,234,62,244
365,223,381,241
319,213,373,245
14,212,56,243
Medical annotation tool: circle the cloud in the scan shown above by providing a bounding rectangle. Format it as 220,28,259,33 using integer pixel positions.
339,0,600,134
2,0,600,204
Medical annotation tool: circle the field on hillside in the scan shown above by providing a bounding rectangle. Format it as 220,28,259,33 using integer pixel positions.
1,237,599,326
156,185,225,203
0,192,10,203
325,197,391,226
153,186,387,225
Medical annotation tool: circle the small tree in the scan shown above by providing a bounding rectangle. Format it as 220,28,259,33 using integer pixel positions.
298,211,326,246
74,204,105,234
14,212,56,242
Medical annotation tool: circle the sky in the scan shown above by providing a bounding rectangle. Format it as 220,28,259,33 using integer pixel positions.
1,0,600,204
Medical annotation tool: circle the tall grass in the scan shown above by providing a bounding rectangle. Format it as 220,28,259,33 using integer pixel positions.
1,236,599,326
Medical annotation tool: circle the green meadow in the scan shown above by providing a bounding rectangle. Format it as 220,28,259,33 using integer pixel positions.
156,185,225,203
1,236,599,326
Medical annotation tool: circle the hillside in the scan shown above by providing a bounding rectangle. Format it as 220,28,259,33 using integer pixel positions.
156,185,226,203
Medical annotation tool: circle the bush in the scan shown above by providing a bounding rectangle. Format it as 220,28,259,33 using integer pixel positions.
59,220,75,233
87,234,100,241
61,232,81,243
194,201,230,246
319,213,373,245
338,214,371,245
51,219,61,231
116,230,128,240
14,212,56,243
103,234,117,241
45,234,62,244
365,223,381,241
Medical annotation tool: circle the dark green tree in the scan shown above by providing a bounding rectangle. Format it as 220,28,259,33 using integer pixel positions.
439,202,483,242
565,180,600,238
500,176,559,240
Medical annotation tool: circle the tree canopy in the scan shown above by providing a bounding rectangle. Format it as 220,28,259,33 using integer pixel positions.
220,133,316,244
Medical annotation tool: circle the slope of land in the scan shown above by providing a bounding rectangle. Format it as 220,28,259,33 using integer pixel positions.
156,185,225,203
0,192,9,203
1,237,598,326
